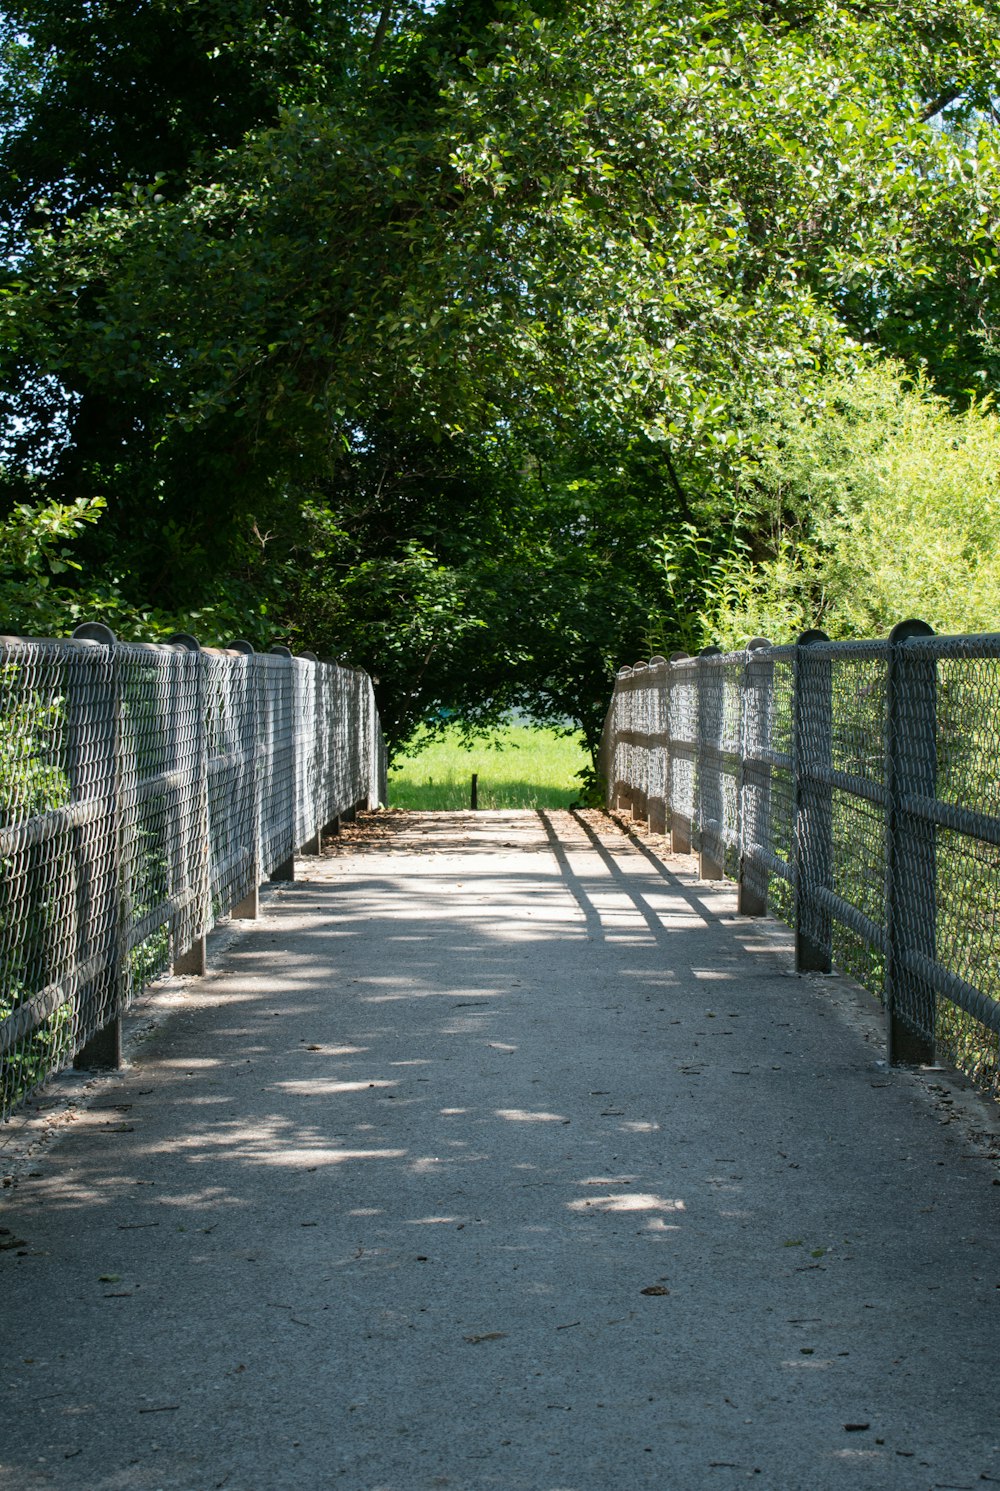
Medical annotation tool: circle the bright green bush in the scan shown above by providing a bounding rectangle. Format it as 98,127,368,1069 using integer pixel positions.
702,365,1000,647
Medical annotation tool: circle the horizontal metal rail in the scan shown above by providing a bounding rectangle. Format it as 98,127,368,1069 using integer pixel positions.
0,796,106,856
0,956,105,1057
903,949,1000,1035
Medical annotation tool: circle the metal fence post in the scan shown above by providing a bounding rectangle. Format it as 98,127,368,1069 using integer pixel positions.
362,670,378,812
317,658,342,838
647,657,668,835
613,667,632,812
296,653,323,855
269,646,296,881
698,646,724,880
794,629,833,973
227,641,262,919
669,652,693,854
885,619,937,1065
738,638,773,916
598,693,616,812
169,635,208,977
339,667,362,821
630,662,649,823
70,623,124,1068
372,676,388,812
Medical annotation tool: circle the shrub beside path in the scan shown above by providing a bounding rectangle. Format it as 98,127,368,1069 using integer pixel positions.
2,809,1000,1491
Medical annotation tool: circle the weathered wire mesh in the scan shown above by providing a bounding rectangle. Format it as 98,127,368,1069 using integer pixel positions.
0,633,385,1119
602,629,1000,1093
667,656,697,848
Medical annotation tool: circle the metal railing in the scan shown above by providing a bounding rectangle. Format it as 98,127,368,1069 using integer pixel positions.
0,623,386,1119
600,623,1000,1092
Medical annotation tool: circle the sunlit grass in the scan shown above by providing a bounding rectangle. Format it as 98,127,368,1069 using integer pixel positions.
387,724,590,810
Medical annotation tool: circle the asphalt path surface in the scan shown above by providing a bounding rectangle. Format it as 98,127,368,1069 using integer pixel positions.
2,808,1000,1491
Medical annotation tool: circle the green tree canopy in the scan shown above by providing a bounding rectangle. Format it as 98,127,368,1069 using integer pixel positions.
1,0,999,751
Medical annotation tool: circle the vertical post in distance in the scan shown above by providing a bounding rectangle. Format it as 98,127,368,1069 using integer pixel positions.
167,633,209,975
269,646,296,882
794,630,833,974
697,647,724,880
229,641,261,919
647,657,668,836
630,662,649,824
613,667,633,813
70,624,124,1068
738,639,773,917
669,653,693,855
885,619,937,1066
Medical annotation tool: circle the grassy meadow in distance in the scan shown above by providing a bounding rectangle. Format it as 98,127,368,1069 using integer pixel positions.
387,724,590,810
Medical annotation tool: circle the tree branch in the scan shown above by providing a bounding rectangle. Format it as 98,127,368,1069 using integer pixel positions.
369,2,393,63
921,88,962,123
663,446,693,523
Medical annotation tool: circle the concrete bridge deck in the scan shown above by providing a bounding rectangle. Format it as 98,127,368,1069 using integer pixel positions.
2,808,1000,1491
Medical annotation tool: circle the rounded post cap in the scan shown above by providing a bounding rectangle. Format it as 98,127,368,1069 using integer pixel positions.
746,636,771,651
888,618,935,644
796,628,830,646
228,638,255,655
269,645,293,657
167,632,202,652
72,622,117,645
668,650,690,662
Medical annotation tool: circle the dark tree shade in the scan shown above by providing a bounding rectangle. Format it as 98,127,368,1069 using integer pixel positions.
0,0,352,231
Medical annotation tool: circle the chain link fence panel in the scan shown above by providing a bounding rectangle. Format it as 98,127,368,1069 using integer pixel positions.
0,631,385,1120
603,626,1000,1094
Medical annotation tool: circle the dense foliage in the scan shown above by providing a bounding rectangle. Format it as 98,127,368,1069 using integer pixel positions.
701,365,1000,647
1,0,999,752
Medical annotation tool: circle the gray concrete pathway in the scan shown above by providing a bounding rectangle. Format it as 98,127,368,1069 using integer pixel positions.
2,808,1000,1491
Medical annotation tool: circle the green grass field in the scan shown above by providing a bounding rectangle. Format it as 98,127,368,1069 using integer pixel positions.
387,724,591,810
